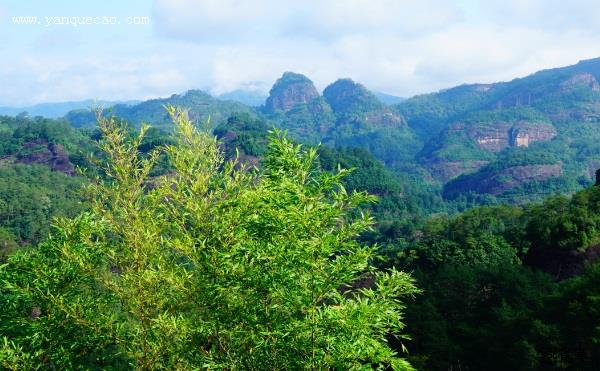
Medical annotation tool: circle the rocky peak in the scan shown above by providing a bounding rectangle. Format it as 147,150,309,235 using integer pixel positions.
323,78,383,113
264,72,320,113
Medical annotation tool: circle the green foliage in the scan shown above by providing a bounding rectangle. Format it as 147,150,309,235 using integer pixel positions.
0,107,419,369
0,164,85,250
524,185,600,251
406,264,562,370
373,181,600,370
386,205,524,270
323,79,384,113
214,112,270,158
318,146,443,219
0,115,90,157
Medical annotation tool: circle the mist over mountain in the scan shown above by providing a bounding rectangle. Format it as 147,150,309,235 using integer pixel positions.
216,89,268,107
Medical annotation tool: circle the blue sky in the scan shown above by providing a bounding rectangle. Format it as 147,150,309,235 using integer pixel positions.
1,0,600,105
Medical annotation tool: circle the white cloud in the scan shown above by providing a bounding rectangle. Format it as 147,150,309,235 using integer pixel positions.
148,0,600,99
3,0,600,105
153,0,290,42
153,0,464,42
284,0,463,39
481,0,600,33
0,53,191,105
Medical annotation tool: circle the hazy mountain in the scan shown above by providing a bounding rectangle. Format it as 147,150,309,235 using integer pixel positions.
0,100,139,118
373,91,405,105
216,89,267,107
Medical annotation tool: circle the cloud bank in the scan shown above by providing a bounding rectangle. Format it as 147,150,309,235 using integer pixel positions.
2,0,600,105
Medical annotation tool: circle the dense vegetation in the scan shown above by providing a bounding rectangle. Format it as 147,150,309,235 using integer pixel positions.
387,190,600,370
0,116,90,252
1,108,419,369
2,57,600,369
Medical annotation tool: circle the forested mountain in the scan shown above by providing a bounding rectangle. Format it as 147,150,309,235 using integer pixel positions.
261,73,421,171
60,58,600,206
397,57,600,202
65,90,256,129
0,115,91,253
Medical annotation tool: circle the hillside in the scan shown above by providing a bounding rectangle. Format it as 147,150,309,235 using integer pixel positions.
65,90,257,129
57,58,600,205
3,110,600,370
395,58,600,201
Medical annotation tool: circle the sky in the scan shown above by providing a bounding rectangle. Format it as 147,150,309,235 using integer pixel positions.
1,0,600,106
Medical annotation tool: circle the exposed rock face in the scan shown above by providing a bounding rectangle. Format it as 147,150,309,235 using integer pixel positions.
509,121,558,147
16,140,76,176
265,72,320,113
443,163,562,197
465,121,557,152
472,84,493,93
560,72,600,92
468,122,512,152
426,159,489,182
420,120,557,182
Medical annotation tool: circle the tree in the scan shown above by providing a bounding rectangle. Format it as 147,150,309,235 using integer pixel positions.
0,106,418,370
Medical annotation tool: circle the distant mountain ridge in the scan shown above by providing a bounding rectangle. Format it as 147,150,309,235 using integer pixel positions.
54,56,600,204
0,100,139,118
65,90,257,129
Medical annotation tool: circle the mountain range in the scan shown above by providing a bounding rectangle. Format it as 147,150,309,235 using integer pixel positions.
31,57,600,206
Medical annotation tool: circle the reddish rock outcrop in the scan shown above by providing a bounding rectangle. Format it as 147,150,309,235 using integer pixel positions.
16,140,76,176
427,160,489,182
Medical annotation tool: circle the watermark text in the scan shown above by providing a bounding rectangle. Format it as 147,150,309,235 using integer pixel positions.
12,15,151,27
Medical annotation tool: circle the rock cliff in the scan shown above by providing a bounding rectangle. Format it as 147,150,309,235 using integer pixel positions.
264,72,321,113
16,140,76,176
466,121,557,152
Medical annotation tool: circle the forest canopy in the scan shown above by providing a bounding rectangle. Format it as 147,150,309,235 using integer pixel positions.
0,107,419,370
